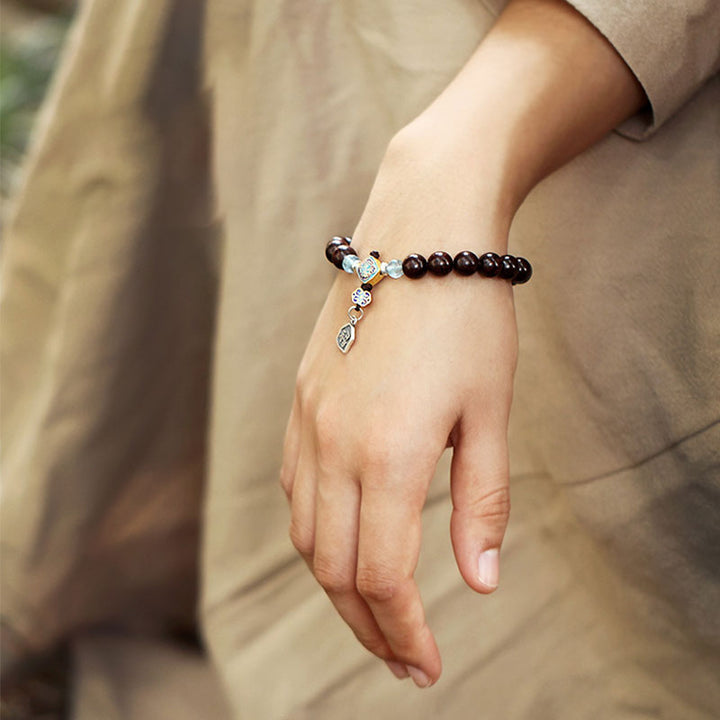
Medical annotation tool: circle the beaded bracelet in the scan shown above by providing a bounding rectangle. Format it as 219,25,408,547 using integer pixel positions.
325,236,532,353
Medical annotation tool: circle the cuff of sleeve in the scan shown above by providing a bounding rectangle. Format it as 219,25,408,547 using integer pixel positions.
564,0,720,141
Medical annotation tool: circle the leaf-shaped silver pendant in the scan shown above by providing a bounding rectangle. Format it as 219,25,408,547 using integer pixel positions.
336,322,355,353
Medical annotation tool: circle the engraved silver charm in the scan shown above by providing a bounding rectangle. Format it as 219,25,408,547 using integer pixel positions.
336,306,364,353
336,322,355,353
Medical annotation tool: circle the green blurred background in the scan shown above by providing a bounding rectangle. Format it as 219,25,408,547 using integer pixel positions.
1,4,74,715
1,0,73,219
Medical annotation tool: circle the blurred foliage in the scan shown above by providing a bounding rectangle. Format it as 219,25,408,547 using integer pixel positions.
1,8,72,199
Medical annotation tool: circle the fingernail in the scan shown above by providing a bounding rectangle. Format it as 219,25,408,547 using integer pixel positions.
478,548,499,589
407,666,432,688
385,660,409,679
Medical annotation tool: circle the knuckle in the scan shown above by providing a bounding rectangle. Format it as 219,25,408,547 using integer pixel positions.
279,478,292,500
313,556,354,595
360,441,395,474
296,376,319,413
361,426,437,473
294,357,312,391
356,567,403,603
314,403,343,456
468,484,511,524
288,522,314,558
358,435,404,477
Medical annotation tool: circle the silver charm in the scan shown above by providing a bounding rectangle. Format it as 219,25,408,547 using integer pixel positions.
337,252,385,354
336,322,355,353
336,306,364,353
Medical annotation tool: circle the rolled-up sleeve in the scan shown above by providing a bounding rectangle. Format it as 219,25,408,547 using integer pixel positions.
565,0,720,139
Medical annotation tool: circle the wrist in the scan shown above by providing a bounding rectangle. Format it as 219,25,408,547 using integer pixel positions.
352,125,515,262
396,59,538,226
399,0,646,216
393,116,522,240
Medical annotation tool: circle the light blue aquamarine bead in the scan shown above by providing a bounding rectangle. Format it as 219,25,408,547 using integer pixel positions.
385,258,404,279
342,253,361,274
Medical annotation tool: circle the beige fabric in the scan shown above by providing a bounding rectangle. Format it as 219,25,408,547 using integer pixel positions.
1,0,719,718
566,0,720,137
1,0,213,668
72,635,231,720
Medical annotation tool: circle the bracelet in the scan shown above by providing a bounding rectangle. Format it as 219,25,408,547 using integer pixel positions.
325,236,533,353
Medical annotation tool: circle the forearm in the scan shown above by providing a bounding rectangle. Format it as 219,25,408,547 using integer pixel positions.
379,0,646,252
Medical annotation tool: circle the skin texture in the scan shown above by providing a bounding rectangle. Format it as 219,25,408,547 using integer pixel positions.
280,0,646,688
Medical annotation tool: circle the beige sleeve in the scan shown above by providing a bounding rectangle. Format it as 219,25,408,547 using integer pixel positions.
565,0,720,139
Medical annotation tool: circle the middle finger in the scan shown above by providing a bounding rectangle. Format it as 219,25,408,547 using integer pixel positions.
313,458,400,667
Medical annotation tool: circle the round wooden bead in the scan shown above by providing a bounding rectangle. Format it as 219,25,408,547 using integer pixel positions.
453,250,478,276
427,251,453,276
478,252,501,277
326,237,346,262
499,254,518,280
328,241,348,259
332,244,355,268
402,253,428,279
512,257,533,285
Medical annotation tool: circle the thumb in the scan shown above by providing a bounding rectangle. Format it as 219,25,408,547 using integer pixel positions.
449,416,511,594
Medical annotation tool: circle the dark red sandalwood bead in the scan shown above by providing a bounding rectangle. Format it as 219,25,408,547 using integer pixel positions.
370,250,380,259
360,282,373,291
326,237,346,262
329,242,347,261
478,252,501,277
512,257,533,285
332,244,355,268
499,254,518,280
427,251,453,276
402,253,428,279
328,240,349,257
453,250,478,276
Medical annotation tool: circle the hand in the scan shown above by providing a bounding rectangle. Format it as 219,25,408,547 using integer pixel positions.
279,129,518,688
280,0,645,689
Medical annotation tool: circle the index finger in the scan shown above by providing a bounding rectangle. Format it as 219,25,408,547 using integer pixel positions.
356,465,442,687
